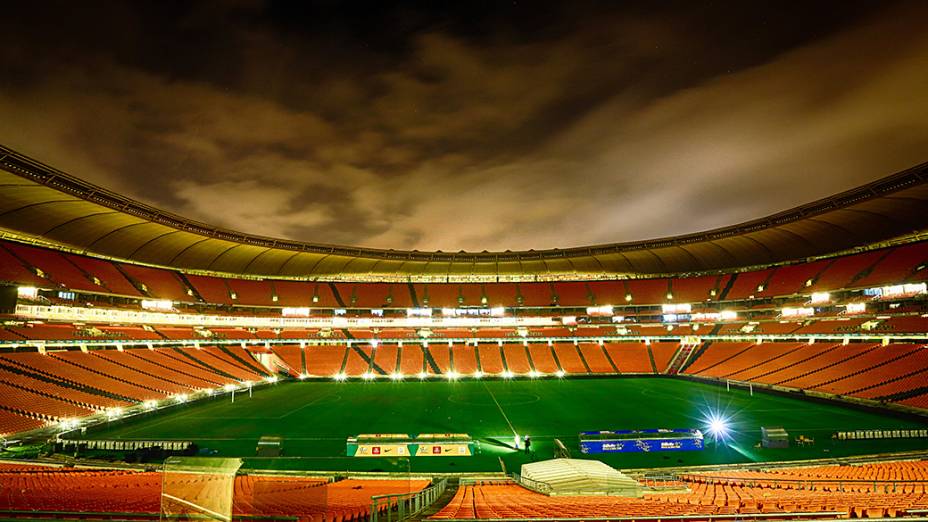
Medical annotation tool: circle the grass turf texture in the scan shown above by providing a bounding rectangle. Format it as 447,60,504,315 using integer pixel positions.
80,377,928,473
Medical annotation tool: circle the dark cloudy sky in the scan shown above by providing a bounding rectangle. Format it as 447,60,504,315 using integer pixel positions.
2,1,927,252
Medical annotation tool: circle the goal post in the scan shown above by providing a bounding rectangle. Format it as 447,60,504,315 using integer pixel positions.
160,457,242,521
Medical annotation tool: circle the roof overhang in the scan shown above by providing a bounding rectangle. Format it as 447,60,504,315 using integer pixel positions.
1,144,927,278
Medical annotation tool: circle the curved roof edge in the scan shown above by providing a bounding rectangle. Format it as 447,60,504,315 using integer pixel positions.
1,144,927,278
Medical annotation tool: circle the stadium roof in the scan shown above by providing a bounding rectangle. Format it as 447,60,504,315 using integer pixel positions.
1,144,927,279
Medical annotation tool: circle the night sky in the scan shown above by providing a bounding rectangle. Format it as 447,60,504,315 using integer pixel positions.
1,1,927,252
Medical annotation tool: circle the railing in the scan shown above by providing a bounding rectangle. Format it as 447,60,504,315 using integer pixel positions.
370,477,447,522
510,473,552,495
637,472,687,490
510,473,642,497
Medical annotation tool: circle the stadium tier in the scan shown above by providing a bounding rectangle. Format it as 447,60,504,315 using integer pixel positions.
0,147,927,521
0,464,428,521
0,341,927,436
2,238,927,307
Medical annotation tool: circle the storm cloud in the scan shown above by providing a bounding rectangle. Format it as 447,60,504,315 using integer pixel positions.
1,1,926,251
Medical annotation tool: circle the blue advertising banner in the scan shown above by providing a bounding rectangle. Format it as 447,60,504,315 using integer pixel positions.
579,429,704,454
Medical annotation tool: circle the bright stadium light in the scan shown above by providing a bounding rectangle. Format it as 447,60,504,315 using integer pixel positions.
143,400,158,410
418,371,428,380
810,292,830,304
361,372,375,381
390,372,404,381
298,373,308,380
501,370,514,379
719,310,738,321
528,370,541,378
473,370,484,379
445,371,460,380
333,373,347,381
106,407,123,419
223,383,237,392
703,411,732,443
265,376,278,383
845,302,866,314
59,418,79,430
555,369,566,378
17,286,39,299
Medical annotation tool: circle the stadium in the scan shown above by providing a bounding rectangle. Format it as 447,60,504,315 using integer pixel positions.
0,140,925,522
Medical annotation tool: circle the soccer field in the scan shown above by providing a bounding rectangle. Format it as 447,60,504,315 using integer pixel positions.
82,377,928,473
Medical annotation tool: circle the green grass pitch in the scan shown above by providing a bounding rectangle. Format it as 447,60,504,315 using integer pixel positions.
82,377,928,473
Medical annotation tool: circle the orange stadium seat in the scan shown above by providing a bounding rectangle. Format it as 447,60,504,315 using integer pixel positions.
724,269,773,300
605,342,653,373
577,342,614,373
477,344,505,374
372,344,399,374
502,344,532,373
65,254,143,297
552,343,588,374
399,344,425,375
429,343,452,374
305,345,347,377
451,344,478,374
118,264,190,301
527,345,560,374
854,242,928,288
670,275,725,302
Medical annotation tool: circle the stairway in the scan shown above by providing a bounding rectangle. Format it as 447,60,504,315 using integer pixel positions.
666,344,698,375
414,478,460,521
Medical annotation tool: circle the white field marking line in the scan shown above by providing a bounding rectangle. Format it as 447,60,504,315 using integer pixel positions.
482,382,519,440
161,493,230,521
277,394,342,419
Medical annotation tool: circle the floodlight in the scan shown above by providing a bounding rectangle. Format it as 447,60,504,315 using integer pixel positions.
175,394,189,403
17,287,38,299
554,369,566,378
445,371,460,380
223,383,237,392
390,372,404,381
265,376,278,383
143,400,158,410
501,370,514,379
361,372,374,381
703,411,731,442
528,370,541,378
810,292,830,304
333,373,347,381
106,407,123,419
418,371,428,380
845,302,866,314
298,373,308,380
473,371,484,379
